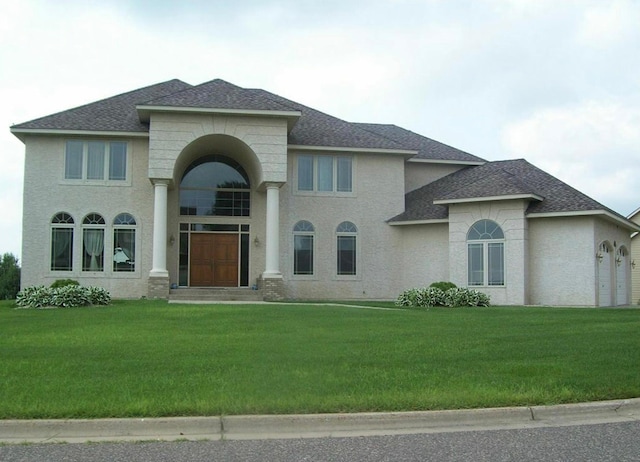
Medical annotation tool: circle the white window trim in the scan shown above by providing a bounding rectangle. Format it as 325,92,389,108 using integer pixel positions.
294,154,356,197
467,239,506,287
334,221,360,280
292,221,317,280
61,140,132,186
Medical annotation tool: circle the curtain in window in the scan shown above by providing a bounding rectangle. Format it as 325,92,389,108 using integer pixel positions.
83,229,104,271
317,156,333,191
87,142,105,180
336,157,352,192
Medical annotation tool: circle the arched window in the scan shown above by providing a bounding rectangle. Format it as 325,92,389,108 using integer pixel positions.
82,213,105,272
293,220,314,275
180,155,250,216
336,221,357,276
51,212,74,271
467,219,504,286
113,213,136,272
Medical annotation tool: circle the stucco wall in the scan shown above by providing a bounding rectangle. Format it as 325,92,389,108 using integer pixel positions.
528,217,596,306
397,223,449,291
280,152,406,300
21,136,154,298
404,162,463,193
447,200,529,305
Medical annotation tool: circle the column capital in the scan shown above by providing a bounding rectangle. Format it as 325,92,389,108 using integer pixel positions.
150,178,171,187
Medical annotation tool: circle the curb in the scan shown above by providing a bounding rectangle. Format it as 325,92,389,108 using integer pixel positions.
1,398,639,444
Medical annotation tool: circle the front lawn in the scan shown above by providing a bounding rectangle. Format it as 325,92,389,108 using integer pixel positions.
1,300,639,419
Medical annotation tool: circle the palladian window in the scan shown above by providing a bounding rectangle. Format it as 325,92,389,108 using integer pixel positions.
180,155,250,216
467,219,505,286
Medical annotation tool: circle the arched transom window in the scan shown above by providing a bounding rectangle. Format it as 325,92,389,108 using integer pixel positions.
467,219,505,286
51,212,74,271
180,155,250,216
336,221,357,276
82,213,106,272
113,213,136,272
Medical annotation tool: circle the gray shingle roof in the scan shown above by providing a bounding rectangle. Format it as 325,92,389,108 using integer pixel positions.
389,159,624,222
11,80,192,133
356,123,486,164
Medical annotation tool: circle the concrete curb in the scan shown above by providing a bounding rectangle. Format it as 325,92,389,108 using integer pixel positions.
1,398,639,444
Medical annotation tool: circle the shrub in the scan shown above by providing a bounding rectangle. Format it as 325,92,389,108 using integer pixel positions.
15,285,110,309
396,286,490,308
0,253,21,300
50,279,80,289
429,281,457,292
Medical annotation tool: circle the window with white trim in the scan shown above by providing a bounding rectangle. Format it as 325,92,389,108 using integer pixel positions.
82,213,106,272
336,221,357,275
467,219,505,286
293,220,314,275
113,213,136,272
297,155,352,193
51,212,74,271
65,141,127,181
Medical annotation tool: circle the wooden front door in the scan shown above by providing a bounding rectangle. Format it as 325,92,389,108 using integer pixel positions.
190,233,239,287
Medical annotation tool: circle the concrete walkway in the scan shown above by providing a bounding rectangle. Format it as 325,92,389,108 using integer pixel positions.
1,398,639,444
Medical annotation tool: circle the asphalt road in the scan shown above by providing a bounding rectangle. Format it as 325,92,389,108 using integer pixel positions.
2,420,639,462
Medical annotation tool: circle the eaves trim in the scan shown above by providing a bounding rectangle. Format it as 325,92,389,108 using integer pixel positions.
387,219,449,226
528,210,640,232
408,158,485,166
433,193,544,205
288,145,417,156
10,128,149,142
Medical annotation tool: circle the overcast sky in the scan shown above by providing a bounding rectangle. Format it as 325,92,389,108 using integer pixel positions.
2,0,639,258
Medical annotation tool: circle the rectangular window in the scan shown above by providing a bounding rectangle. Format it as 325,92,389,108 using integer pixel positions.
65,141,83,179
51,228,73,271
65,140,127,181
113,229,135,272
488,242,505,286
83,228,105,271
297,154,353,193
297,155,314,191
337,235,356,275
294,235,314,275
468,243,484,286
109,142,127,180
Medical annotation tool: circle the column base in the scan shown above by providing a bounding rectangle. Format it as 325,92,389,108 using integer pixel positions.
259,274,285,302
148,276,170,299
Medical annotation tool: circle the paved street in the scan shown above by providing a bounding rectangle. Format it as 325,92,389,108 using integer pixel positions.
2,421,639,462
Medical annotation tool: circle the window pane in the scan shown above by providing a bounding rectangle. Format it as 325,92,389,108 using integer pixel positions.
87,142,105,180
488,242,504,285
468,243,484,286
297,155,313,191
294,235,313,275
317,156,333,191
109,142,127,180
83,228,104,271
337,235,356,275
51,228,73,271
65,141,83,179
337,157,352,192
113,228,135,272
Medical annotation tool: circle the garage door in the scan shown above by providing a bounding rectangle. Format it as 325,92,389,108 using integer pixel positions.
616,247,628,305
598,242,612,307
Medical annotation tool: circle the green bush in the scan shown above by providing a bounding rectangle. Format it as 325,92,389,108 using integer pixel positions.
0,253,21,300
16,285,111,309
50,279,80,289
396,286,490,308
429,281,457,291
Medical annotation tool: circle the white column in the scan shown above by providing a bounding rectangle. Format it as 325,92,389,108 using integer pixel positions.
263,183,281,277
150,180,169,277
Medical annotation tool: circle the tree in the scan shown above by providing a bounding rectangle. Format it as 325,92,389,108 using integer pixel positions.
0,253,21,299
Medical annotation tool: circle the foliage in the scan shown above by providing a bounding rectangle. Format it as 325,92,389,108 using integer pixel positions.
429,281,457,291
0,253,21,300
50,279,80,289
15,285,110,309
396,286,490,307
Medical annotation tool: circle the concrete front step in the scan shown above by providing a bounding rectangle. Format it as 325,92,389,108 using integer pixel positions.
169,288,264,302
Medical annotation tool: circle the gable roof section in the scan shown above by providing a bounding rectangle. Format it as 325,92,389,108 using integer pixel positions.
356,123,486,164
389,159,637,229
11,80,192,136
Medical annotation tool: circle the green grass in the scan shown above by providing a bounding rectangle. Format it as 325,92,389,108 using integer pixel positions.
1,299,639,419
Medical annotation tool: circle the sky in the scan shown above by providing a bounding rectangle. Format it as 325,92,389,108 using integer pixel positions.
2,0,639,259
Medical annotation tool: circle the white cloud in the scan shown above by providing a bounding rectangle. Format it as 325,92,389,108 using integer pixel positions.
577,0,640,48
502,100,640,215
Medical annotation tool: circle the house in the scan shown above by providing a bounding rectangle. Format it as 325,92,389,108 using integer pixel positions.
629,207,640,304
10,79,640,306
